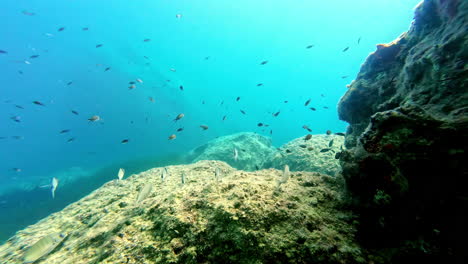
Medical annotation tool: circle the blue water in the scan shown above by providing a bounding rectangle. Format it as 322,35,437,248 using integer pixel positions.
0,0,420,239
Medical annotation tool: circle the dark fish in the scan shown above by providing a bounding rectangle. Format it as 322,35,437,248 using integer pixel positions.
302,125,312,132
0,50,7,54
285,149,292,153
335,152,342,159
15,105,24,109
299,144,307,148
0,137,6,140
82,27,89,31
320,94,325,97
270,130,273,135
273,111,280,117
334,132,345,136
236,96,240,101
105,67,111,71
96,44,103,48
204,56,210,60
18,70,23,74
357,37,361,44
174,113,184,121
304,99,311,106
30,55,40,59
284,100,288,103
304,134,312,141
200,125,209,130
12,168,21,172
129,81,136,84
307,147,314,151
121,139,129,144
12,136,24,140
179,85,184,91
22,10,36,16
222,115,227,121
148,97,155,102
67,81,73,86
67,137,75,142
143,39,151,42
255,165,259,170
129,85,136,90
341,76,348,79
323,106,329,109
240,110,246,115
33,101,45,106
257,123,263,127
309,107,316,111
260,60,268,65
11,116,21,122
177,127,184,132
326,130,332,135
202,100,205,104
71,110,79,115
320,148,331,153
256,83,263,87
342,47,349,52
220,100,224,105
328,139,334,147
58,27,65,32
306,44,314,49
59,129,70,134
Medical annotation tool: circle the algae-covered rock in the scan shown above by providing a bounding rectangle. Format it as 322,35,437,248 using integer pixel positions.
0,161,364,264
185,132,277,171
265,134,345,176
337,0,468,263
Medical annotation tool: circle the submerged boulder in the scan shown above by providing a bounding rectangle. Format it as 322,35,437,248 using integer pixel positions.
0,161,364,264
338,0,467,263
265,134,345,176
185,132,277,171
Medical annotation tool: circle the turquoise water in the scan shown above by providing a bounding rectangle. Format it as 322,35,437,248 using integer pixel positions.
1,0,420,241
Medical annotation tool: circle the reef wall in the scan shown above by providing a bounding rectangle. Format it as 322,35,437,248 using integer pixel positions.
337,0,467,263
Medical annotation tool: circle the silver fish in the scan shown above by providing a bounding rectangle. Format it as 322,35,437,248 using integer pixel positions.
234,148,238,162
136,184,152,204
181,171,186,184
278,165,290,186
51,177,58,199
215,167,221,181
23,232,67,263
161,167,168,182
118,168,125,181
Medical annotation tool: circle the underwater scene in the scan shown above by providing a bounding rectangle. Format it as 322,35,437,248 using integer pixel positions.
1,0,467,263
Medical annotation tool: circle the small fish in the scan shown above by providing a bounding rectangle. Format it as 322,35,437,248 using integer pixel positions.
12,136,24,140
118,168,125,180
33,101,45,106
136,78,143,83
328,139,334,147
161,167,168,182
67,81,73,86
176,14,182,19
307,147,314,151
309,107,316,111
304,99,311,106
304,134,312,141
181,171,186,184
285,149,292,153
104,67,111,71
334,132,345,136
58,27,65,32
326,130,332,135
0,50,7,54
51,177,58,198
306,44,314,49
12,168,21,172
170,68,176,72
59,129,70,134
129,81,136,84
357,37,361,44
236,96,240,101
168,134,176,140
88,115,100,122
302,125,312,132
148,97,155,102
256,83,263,87
22,10,36,16
320,148,331,153
335,152,342,159
23,233,66,263
174,113,184,121
273,111,281,117
341,75,348,79
121,139,129,144
323,106,329,109
278,164,290,185
11,116,21,123
129,85,136,90
67,137,75,142
143,39,151,42
136,184,152,203
240,110,246,115
179,85,184,91
30,55,40,59
257,123,264,127
24,60,31,65
204,56,210,60
260,60,268,65
96,44,103,48
342,46,349,52
200,125,209,130
299,144,307,148
71,110,79,115
284,100,288,103
234,148,238,161
82,27,89,31
270,130,273,135
222,115,227,121
215,167,221,181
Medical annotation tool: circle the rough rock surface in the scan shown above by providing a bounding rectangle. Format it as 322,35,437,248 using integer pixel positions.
0,161,364,264
185,132,277,171
265,134,345,176
337,0,467,263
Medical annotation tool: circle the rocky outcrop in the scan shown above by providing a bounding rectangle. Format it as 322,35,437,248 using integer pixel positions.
185,132,277,171
337,0,467,263
265,134,345,176
0,161,363,264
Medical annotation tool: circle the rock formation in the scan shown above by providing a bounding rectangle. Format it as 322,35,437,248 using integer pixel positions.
337,0,467,263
